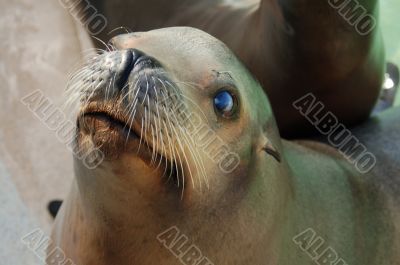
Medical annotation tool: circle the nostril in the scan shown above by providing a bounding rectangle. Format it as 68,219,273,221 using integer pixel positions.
114,48,148,89
115,49,137,89
130,49,145,64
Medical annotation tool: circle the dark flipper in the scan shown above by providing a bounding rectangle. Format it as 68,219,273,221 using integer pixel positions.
48,200,63,218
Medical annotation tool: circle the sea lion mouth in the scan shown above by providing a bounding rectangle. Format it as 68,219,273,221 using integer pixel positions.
77,102,182,186
79,102,137,136
77,102,165,167
80,111,138,139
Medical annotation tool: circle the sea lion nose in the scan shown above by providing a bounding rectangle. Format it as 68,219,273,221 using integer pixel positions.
115,48,143,89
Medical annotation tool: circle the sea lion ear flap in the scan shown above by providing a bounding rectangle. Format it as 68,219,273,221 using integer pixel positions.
262,140,281,163
260,119,281,162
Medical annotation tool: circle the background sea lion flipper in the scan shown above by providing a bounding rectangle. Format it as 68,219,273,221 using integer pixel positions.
261,0,385,137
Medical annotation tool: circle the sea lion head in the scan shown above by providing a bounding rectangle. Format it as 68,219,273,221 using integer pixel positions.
68,28,288,260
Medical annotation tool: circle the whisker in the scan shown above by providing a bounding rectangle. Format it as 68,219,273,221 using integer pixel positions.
108,26,132,36
92,36,112,52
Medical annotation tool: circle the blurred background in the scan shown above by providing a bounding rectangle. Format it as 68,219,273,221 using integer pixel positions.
0,0,398,263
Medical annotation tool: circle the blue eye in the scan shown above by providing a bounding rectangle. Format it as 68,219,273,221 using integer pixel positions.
213,90,236,117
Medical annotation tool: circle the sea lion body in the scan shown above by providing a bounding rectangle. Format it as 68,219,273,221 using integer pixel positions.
48,28,399,265
87,0,385,137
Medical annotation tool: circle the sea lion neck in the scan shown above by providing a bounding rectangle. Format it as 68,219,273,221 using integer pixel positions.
278,140,393,264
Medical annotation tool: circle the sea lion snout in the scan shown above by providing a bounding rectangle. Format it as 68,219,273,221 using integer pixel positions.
74,47,177,111
85,48,158,91
71,44,191,183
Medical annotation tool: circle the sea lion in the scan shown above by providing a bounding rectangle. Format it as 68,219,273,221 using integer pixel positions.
48,27,399,265
83,0,385,137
